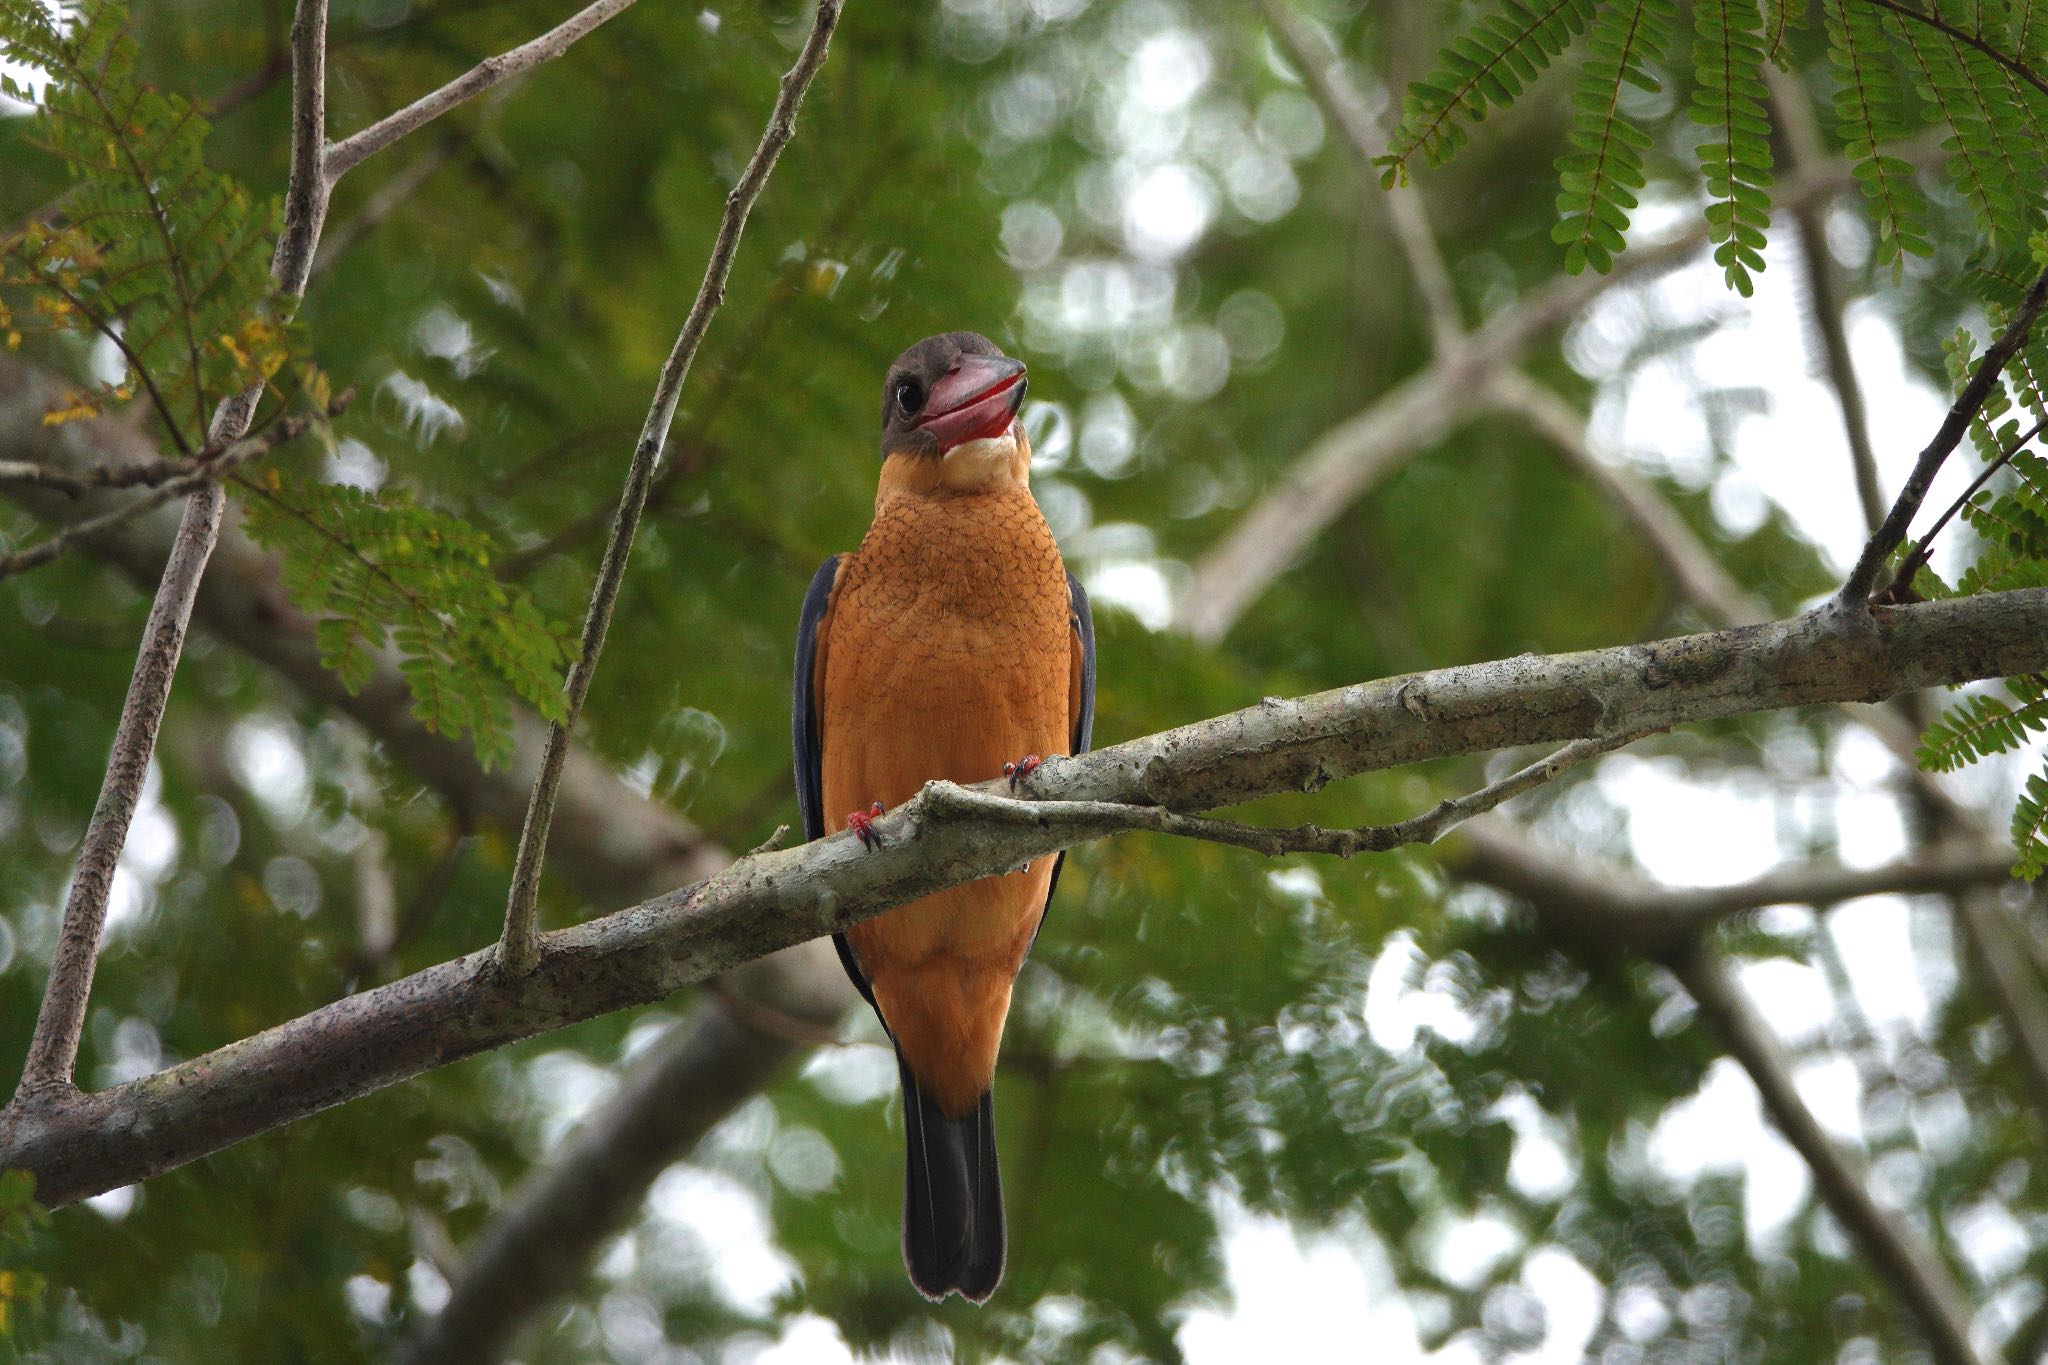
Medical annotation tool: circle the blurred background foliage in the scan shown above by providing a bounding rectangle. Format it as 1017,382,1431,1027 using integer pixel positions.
2,0,2045,1360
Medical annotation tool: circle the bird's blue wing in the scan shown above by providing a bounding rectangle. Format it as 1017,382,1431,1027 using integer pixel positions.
792,555,875,1005
1068,571,1096,756
1040,572,1096,919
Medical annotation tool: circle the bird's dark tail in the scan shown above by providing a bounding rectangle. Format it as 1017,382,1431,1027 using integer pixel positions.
897,1052,1004,1303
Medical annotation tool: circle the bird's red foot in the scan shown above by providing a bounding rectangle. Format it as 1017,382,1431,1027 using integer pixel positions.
1003,754,1043,792
846,801,886,849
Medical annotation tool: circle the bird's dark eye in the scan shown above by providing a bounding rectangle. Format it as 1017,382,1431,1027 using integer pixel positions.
894,378,923,414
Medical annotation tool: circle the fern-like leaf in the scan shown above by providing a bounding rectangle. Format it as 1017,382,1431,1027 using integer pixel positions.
1553,0,1677,274
1895,2,2045,243
2018,0,2048,64
240,477,572,768
0,0,291,449
1691,0,1776,295
1762,0,1807,65
1919,685,2048,769
2012,769,2048,878
1824,0,1933,271
1377,0,1597,185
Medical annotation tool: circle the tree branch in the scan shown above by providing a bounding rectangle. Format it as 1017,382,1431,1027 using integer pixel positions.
1670,950,1983,1365
1258,0,1462,350
10,0,331,1101
1842,262,2048,604
1768,68,1887,535
497,0,843,974
1886,415,2048,601
6,587,2047,1204
322,0,640,184
1957,891,2048,1119
1483,371,1769,628
1452,820,2018,955
394,997,800,1365
0,411,322,582
1175,139,1940,644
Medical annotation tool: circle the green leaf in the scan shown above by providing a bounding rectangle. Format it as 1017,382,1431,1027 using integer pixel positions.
1553,0,1677,275
1691,0,1776,295
0,0,297,450
1824,0,1933,274
1378,0,1597,184
240,476,573,768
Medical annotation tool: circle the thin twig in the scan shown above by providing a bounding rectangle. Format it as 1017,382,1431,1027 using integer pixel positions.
10,0,330,1101
496,0,845,975
0,435,317,495
0,413,317,581
1671,950,1983,1365
1840,263,2048,603
919,731,1645,858
323,0,639,184
1882,415,2048,602
37,276,195,456
1769,66,1886,534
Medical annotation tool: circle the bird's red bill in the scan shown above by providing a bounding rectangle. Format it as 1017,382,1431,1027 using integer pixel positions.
916,354,1026,453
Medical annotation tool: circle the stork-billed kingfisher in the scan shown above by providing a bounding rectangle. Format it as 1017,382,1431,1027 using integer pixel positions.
792,332,1096,1302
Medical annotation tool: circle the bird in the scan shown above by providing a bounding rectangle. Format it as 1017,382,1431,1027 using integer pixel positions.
792,331,1095,1302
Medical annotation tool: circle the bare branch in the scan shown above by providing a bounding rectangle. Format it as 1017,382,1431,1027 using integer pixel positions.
1957,892,2048,1118
1887,415,2048,601
1769,68,1886,534
1454,820,2018,955
310,138,455,277
3,314,847,1346
1176,141,1938,644
498,0,844,974
11,0,331,1100
1259,0,1462,350
395,997,801,1365
1484,371,1768,628
322,0,640,184
0,445,285,495
1844,262,2048,604
1670,950,1983,1365
0,412,319,582
5,586,2047,1203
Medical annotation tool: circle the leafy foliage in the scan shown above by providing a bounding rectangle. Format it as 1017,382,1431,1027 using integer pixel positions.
240,475,571,769
1385,0,2048,288
1895,1,2048,247
0,1170,48,1339
1919,680,2048,772
1824,0,1932,271
1690,0,1775,295
1377,0,1596,183
0,0,294,450
1911,256,2048,874
1553,0,1675,274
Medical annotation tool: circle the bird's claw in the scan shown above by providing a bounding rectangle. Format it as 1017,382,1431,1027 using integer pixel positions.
1003,754,1043,792
846,801,886,849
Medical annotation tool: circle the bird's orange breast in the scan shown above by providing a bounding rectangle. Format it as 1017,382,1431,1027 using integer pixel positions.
821,483,1072,1115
